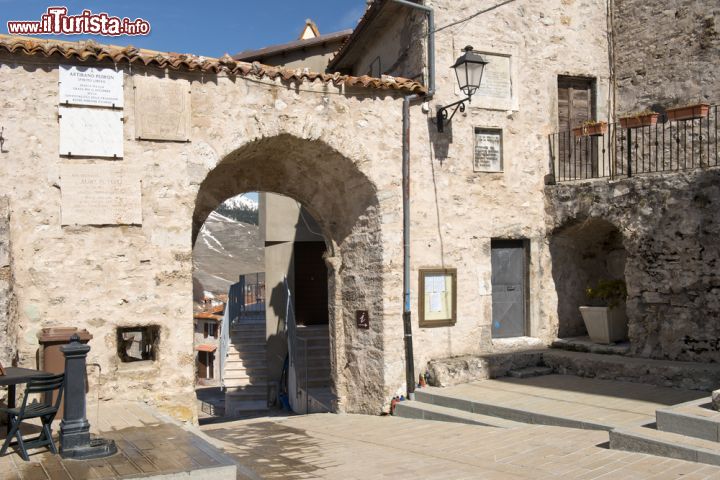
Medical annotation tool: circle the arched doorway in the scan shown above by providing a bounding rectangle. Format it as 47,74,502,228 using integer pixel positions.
191,134,385,415
549,218,627,339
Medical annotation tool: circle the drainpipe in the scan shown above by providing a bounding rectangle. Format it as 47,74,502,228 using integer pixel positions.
391,0,435,399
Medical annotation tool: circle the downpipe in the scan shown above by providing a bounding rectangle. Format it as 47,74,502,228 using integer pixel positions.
393,0,436,399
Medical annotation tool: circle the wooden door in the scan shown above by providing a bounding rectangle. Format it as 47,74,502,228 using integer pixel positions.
293,241,329,326
557,76,596,179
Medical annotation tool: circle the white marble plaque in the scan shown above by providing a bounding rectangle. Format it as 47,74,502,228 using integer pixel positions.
474,129,503,172
59,66,124,108
134,76,191,141
59,106,124,158
60,164,141,225
477,54,511,99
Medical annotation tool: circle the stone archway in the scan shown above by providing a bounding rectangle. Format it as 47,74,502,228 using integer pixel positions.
549,217,627,338
192,134,385,414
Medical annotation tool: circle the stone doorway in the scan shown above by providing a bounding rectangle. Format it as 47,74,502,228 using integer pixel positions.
549,218,627,339
191,134,385,416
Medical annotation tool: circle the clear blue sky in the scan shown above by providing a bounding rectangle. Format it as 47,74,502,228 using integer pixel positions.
1,1,366,57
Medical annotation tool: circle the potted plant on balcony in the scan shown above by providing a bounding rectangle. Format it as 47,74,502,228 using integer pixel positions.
665,102,710,121
619,110,660,129
572,120,608,137
579,279,628,344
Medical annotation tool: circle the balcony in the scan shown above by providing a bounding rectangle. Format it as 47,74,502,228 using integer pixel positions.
549,105,718,183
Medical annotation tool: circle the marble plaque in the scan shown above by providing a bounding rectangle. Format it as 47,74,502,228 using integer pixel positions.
134,76,191,141
59,65,124,108
474,128,503,172
59,106,124,158
477,54,511,100
60,164,142,225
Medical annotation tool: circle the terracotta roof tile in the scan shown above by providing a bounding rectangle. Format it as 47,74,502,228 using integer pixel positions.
195,344,217,352
0,34,426,95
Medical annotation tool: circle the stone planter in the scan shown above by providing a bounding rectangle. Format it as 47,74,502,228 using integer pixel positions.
619,113,659,129
665,103,710,122
579,306,627,344
572,122,607,137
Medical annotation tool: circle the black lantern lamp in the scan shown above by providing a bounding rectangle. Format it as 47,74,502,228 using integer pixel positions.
436,46,488,132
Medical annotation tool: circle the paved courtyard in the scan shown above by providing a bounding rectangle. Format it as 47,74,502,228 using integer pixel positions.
201,412,720,479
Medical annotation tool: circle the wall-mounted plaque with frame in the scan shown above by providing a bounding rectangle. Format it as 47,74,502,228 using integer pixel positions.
419,268,457,327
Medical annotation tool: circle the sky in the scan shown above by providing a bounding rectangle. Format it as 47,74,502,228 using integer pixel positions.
1,0,366,57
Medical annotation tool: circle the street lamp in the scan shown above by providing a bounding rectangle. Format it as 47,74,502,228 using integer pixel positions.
436,45,488,132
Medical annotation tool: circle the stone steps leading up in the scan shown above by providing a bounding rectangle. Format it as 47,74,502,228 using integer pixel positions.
544,350,720,392
610,423,720,466
394,400,524,428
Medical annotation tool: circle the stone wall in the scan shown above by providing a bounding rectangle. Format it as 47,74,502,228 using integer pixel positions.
0,196,17,370
546,169,720,362
613,0,719,112
0,0,613,418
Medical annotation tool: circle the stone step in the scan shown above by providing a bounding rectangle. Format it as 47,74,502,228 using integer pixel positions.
610,422,720,466
225,356,266,367
394,400,525,428
224,399,268,414
507,366,553,379
655,397,720,442
543,350,720,391
551,336,631,356
426,350,547,387
413,387,612,431
224,367,268,378
228,337,267,346
228,344,267,355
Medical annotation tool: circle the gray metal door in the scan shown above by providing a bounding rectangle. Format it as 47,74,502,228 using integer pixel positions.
491,240,527,338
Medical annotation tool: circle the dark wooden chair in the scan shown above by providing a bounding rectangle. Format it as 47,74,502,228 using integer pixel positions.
0,373,65,461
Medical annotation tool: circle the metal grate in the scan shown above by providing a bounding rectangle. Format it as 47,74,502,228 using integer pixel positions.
549,105,719,183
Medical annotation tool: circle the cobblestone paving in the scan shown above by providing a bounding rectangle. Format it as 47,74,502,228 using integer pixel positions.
202,413,720,479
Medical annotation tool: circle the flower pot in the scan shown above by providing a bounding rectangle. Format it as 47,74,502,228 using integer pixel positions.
665,104,710,122
579,306,627,344
619,113,659,129
572,122,607,137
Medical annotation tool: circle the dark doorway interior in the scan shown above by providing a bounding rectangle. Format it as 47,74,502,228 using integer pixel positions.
491,240,528,339
293,241,328,326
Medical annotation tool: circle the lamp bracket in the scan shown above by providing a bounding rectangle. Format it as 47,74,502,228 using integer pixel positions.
436,96,470,133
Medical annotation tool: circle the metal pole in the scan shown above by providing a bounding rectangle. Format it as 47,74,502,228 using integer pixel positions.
402,94,418,397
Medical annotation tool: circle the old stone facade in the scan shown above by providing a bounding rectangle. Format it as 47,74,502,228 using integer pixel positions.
0,197,17,372
0,0,715,421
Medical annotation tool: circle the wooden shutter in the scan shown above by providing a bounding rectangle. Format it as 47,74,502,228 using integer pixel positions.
558,76,594,130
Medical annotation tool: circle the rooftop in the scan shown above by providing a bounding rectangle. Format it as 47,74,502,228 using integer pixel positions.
0,34,426,95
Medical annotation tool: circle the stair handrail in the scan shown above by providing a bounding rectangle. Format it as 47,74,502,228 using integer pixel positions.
283,276,309,413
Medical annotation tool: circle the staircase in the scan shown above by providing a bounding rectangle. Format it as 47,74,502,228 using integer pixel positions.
223,320,268,415
293,324,334,413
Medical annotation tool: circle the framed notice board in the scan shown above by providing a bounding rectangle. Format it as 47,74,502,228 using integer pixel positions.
419,268,457,327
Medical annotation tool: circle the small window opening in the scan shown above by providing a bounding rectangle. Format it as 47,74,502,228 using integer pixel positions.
117,326,159,362
203,322,218,339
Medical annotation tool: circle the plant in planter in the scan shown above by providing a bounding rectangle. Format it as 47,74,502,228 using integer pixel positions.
665,102,710,122
579,279,628,344
572,120,608,137
619,110,660,129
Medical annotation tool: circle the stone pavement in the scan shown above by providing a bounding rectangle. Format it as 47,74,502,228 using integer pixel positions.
201,413,720,479
0,402,236,479
417,375,707,430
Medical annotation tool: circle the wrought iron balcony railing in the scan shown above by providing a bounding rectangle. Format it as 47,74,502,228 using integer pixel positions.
549,105,718,183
